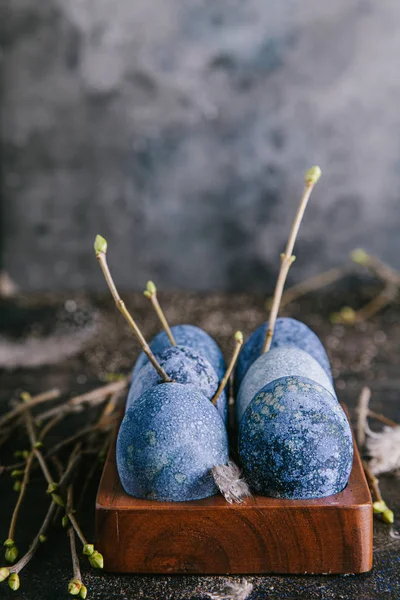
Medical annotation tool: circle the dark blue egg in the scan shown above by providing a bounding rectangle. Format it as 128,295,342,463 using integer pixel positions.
126,345,227,421
117,383,229,501
239,376,353,499
131,324,226,380
234,318,332,394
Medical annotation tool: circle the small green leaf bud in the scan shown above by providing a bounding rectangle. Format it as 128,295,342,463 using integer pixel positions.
13,481,22,493
20,391,31,403
51,493,65,507
5,545,18,564
373,500,386,514
22,451,29,460
350,248,370,266
11,470,25,478
0,567,10,582
39,535,47,543
3,539,15,548
47,482,59,494
146,281,157,295
34,441,43,449
234,331,243,344
305,165,322,185
8,573,20,591
62,515,69,528
83,544,94,556
382,508,394,524
68,578,82,595
88,550,104,569
94,235,107,255
79,584,88,599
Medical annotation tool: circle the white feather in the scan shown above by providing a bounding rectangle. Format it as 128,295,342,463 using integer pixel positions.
207,579,253,600
212,460,251,504
366,426,400,475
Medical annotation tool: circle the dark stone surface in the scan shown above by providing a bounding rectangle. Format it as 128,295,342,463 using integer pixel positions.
2,2,400,291
0,288,400,598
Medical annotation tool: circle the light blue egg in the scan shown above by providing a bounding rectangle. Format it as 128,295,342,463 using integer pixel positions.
234,318,333,394
117,383,229,501
236,346,336,422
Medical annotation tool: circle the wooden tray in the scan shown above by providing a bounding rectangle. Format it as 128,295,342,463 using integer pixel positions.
95,406,373,575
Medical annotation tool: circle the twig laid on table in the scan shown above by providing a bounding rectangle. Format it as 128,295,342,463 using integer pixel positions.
36,378,129,422
0,389,61,429
362,460,394,524
265,266,349,310
67,486,87,598
0,448,81,591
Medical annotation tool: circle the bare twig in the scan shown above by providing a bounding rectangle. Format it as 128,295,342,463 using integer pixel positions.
367,410,398,428
212,332,243,406
144,281,176,346
356,387,372,448
0,389,61,429
262,166,321,353
94,235,171,382
8,452,35,542
266,266,348,309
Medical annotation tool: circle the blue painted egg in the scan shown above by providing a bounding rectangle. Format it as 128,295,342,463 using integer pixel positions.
239,376,353,499
236,346,336,422
126,345,227,421
117,383,229,501
132,324,226,380
234,318,332,394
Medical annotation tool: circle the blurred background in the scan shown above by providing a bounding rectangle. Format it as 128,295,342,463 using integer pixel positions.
1,0,399,292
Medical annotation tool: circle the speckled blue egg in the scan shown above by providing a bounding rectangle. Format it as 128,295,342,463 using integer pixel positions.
236,346,337,423
234,318,332,394
239,376,353,499
131,324,226,380
117,383,229,501
126,345,227,422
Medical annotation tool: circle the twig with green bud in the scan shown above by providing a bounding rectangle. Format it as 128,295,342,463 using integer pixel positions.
262,166,322,353
67,486,87,598
212,332,244,406
0,388,61,430
0,447,81,592
4,451,36,565
144,280,176,346
362,460,394,524
94,235,171,382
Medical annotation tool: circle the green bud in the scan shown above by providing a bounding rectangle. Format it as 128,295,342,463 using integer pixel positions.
39,535,47,543
13,481,21,493
13,451,22,459
146,280,157,295
94,235,107,255
51,493,65,507
8,573,20,591
3,539,15,548
68,578,82,595
143,290,152,299
234,331,243,344
34,441,43,449
350,248,370,266
83,544,94,556
88,550,104,569
20,391,31,403
382,508,394,524
5,545,18,564
11,470,25,478
305,165,322,185
339,306,356,324
79,584,88,599
22,451,29,460
62,515,69,528
47,482,59,494
373,500,387,514
0,567,10,582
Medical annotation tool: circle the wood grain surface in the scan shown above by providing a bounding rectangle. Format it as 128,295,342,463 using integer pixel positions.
96,406,373,575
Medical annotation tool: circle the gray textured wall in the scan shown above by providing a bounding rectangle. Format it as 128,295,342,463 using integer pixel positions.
1,0,400,292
